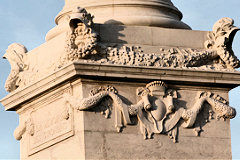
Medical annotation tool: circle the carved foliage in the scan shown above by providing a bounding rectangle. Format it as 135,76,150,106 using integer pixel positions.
62,7,98,66
64,81,236,143
103,45,217,69
61,9,240,71
4,15,240,94
4,11,240,93
199,92,236,120
205,17,240,69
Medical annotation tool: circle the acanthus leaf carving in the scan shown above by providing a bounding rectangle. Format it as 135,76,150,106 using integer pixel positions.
60,7,98,68
205,17,240,69
64,81,236,143
4,12,240,93
61,11,240,71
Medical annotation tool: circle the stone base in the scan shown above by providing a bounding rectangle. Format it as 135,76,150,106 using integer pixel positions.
1,19,239,159
12,78,232,159
56,0,191,29
81,80,231,159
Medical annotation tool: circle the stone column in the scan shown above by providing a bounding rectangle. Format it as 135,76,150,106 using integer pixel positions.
46,0,191,41
56,0,190,29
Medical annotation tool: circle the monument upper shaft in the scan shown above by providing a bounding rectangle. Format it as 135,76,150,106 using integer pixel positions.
56,0,191,29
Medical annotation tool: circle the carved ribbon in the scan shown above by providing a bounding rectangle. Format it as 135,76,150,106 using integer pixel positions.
62,82,236,143
64,91,132,132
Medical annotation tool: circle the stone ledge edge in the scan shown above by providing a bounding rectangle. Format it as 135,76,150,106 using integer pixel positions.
1,61,240,111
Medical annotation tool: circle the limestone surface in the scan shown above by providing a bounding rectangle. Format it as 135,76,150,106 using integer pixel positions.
1,1,239,159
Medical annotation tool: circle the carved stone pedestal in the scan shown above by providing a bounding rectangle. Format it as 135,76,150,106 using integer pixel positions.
45,0,191,41
1,62,238,159
57,0,190,29
1,4,240,160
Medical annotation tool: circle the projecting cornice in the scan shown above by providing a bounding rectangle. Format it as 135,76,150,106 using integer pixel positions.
1,61,240,111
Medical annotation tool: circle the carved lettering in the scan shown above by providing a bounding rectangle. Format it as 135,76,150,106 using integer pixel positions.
28,97,73,156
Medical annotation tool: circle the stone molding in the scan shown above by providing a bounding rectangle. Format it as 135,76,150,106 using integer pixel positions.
46,0,191,41
2,8,240,112
1,61,240,111
55,0,190,28
13,85,75,156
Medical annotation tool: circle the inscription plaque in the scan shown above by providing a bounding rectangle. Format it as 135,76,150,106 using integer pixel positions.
28,93,74,155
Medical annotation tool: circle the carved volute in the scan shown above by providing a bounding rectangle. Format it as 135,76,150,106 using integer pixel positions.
56,0,191,29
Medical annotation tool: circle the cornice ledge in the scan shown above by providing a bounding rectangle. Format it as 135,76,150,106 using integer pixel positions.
1,61,240,111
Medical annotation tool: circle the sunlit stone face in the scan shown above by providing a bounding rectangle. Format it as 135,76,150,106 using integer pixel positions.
56,0,190,29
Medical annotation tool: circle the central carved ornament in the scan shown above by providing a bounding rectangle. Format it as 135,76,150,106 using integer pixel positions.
62,81,235,142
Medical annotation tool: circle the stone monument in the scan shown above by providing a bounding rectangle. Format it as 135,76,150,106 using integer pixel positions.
1,0,240,159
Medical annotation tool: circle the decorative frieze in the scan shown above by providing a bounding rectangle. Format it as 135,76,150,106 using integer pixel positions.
64,81,236,143
3,8,240,94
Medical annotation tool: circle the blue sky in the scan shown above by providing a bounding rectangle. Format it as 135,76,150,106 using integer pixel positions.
0,0,239,159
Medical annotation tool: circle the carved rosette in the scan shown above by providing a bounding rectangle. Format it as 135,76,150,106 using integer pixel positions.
64,81,236,143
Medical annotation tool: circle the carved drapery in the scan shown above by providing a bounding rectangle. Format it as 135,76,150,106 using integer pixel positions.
61,81,236,143
14,81,236,142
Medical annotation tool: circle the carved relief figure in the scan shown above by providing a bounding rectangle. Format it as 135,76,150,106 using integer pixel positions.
205,17,240,69
3,43,28,92
3,8,240,92
61,7,98,67
63,8,240,71
64,81,236,143
14,111,34,141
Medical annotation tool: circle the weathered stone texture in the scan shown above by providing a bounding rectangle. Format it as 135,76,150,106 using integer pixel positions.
1,1,239,159
8,78,233,159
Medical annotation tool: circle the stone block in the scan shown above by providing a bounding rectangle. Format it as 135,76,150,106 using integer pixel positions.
152,28,208,49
